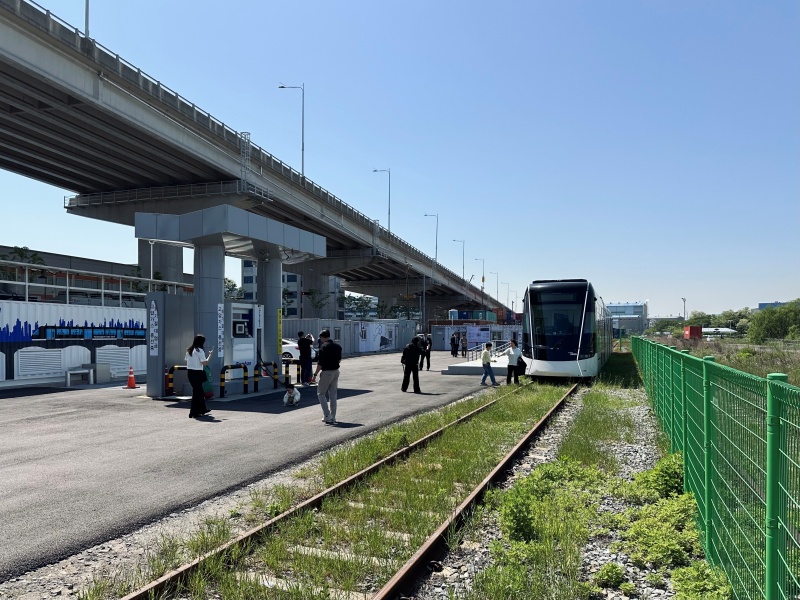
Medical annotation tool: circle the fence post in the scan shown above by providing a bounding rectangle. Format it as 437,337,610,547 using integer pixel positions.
680,350,690,488
702,356,715,556
669,346,677,450
765,372,788,600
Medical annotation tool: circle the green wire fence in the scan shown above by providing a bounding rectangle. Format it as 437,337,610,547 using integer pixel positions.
632,337,800,600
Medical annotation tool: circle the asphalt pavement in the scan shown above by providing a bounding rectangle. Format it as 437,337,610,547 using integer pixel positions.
0,350,486,580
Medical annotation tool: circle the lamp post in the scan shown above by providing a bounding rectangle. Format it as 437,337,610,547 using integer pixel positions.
490,271,499,302
85,0,90,37
502,281,509,317
475,258,485,314
148,240,155,292
681,297,686,321
453,239,465,281
278,83,305,177
424,213,438,276
373,168,391,235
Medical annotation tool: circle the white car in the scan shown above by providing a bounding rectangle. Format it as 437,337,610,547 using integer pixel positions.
281,338,317,361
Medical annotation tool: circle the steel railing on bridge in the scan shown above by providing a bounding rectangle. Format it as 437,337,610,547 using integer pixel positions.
631,337,800,600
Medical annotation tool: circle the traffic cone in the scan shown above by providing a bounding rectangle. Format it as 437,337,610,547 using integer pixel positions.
124,366,138,389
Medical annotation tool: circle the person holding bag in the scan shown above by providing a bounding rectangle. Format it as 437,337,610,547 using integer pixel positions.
501,339,522,385
186,334,213,419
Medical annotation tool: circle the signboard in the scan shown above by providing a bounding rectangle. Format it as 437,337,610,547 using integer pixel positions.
217,303,224,357
467,325,491,347
148,301,159,356
276,307,283,360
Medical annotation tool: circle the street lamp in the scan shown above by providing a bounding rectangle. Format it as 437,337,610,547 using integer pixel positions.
681,297,686,321
148,240,155,292
490,271,499,302
453,239,465,281
424,213,438,271
373,168,391,235
502,281,509,306
475,258,485,313
278,83,305,177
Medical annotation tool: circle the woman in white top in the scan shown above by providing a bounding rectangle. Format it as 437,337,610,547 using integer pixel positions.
185,334,213,419
501,339,522,385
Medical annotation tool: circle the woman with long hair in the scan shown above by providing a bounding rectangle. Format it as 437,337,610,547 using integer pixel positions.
185,334,213,418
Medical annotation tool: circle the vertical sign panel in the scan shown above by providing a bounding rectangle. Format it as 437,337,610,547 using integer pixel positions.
149,300,159,356
217,303,224,357
276,308,282,359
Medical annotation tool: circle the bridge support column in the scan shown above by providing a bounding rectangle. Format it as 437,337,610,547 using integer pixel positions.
257,258,283,364
193,244,224,375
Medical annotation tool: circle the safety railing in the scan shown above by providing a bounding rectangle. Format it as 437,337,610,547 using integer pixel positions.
219,364,248,398
164,365,187,396
632,337,800,600
0,259,191,305
259,361,280,390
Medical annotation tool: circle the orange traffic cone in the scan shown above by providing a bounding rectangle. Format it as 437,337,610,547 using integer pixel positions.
124,366,138,389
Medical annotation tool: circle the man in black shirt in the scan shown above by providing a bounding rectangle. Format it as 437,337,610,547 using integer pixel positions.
418,333,432,371
313,329,342,424
296,330,313,386
401,336,423,393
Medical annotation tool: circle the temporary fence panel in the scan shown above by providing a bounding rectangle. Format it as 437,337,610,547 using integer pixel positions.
631,337,800,600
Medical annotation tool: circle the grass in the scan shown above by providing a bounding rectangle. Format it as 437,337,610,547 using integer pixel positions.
80,383,566,599
658,337,800,386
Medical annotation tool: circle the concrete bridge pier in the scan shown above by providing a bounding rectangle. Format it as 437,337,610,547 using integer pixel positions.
137,239,184,286
257,257,282,364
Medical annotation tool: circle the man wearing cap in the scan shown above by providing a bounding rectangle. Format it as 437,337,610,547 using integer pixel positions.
313,329,342,424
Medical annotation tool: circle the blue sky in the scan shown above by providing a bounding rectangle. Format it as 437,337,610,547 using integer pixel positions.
2,0,798,317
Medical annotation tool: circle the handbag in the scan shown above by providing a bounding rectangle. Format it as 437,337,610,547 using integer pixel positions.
515,356,527,375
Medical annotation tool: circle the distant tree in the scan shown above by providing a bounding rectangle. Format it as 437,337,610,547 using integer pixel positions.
375,300,391,319
345,294,374,320
282,287,294,316
305,288,330,315
747,299,800,343
224,277,243,299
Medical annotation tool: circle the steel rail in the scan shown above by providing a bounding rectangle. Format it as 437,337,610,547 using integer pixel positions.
120,388,528,600
374,383,578,599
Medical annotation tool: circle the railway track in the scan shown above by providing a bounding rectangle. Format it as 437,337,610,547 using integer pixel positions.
120,383,577,600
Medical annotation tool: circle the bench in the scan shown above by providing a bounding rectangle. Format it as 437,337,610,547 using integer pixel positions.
65,368,94,387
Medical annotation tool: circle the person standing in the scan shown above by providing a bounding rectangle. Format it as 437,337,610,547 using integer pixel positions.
401,336,423,393
185,334,213,418
419,333,432,370
297,330,313,386
460,334,468,357
450,333,458,357
480,342,500,386
501,339,522,385
313,329,342,424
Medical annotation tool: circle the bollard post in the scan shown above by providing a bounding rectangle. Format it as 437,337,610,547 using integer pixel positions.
765,372,788,600
284,361,291,385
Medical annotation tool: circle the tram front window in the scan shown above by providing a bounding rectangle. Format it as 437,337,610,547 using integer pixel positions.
531,299,585,361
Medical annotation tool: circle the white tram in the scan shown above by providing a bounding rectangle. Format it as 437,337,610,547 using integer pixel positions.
520,279,612,379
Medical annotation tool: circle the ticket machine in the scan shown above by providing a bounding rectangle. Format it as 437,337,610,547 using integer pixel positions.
222,301,262,388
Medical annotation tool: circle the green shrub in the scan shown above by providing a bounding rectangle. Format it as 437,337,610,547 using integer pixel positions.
671,560,731,599
593,562,626,588
644,570,666,588
497,460,601,542
623,453,683,504
615,494,701,569
619,581,637,596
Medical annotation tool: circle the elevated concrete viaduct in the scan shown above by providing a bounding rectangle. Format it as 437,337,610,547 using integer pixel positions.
0,1,508,318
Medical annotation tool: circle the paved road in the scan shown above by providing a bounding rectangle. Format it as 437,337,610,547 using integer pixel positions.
0,351,485,580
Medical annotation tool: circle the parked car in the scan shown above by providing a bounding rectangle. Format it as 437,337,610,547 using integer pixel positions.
281,338,317,361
